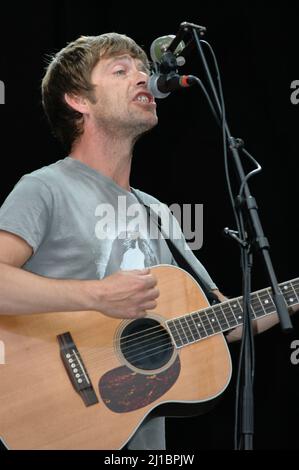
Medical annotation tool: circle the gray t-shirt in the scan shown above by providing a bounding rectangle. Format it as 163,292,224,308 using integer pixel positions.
0,157,217,289
0,156,217,450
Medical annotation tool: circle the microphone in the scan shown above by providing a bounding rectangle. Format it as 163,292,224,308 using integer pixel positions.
148,73,197,99
148,31,195,99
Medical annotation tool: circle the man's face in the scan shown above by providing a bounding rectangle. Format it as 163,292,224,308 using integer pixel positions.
88,53,158,138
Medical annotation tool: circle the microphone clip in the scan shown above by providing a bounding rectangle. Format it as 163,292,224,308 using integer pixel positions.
223,227,248,248
159,51,180,75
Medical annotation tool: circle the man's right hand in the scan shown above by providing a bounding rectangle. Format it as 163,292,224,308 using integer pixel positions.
89,268,160,320
0,231,159,318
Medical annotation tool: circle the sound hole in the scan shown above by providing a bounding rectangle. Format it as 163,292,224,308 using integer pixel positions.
120,318,174,371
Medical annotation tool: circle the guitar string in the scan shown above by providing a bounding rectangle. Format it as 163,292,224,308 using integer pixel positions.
69,328,207,371
77,279,299,351
59,281,299,380
66,290,288,365
67,305,281,376
75,293,285,373
68,290,298,369
65,293,295,370
61,281,299,370
78,336,178,373
74,287,287,356
85,342,177,373
74,309,239,365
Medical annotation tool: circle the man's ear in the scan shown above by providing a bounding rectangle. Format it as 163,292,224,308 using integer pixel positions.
64,93,89,114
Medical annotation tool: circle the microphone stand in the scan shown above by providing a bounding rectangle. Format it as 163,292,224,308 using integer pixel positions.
174,21,293,450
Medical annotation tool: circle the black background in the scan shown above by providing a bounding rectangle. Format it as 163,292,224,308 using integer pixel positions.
0,2,298,450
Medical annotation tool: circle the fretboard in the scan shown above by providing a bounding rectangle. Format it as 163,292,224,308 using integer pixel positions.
166,278,299,348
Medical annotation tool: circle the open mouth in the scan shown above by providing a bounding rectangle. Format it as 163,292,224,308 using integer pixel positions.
133,92,155,105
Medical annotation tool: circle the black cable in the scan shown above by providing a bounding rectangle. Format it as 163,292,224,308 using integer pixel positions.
238,149,262,198
191,32,257,449
197,40,256,238
192,77,221,126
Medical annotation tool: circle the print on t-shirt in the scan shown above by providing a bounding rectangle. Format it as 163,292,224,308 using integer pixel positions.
96,226,159,279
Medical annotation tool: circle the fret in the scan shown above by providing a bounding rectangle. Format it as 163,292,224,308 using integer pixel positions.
241,295,255,319
211,304,230,330
205,308,222,333
237,299,244,323
291,279,299,299
241,299,256,319
251,292,266,318
198,311,214,336
289,283,299,302
168,319,188,347
280,281,299,307
180,316,195,343
227,301,238,324
229,301,240,324
191,312,208,339
234,295,260,321
221,303,238,327
250,297,257,319
257,289,275,314
230,298,243,325
168,277,299,350
284,278,299,292
176,318,189,345
186,315,201,341
167,321,183,348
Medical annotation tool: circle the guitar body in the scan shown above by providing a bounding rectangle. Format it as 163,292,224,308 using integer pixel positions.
0,265,232,450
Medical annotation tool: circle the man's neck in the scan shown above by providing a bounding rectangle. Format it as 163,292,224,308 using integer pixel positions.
70,128,134,192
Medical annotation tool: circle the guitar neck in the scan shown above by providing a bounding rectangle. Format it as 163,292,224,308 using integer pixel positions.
166,278,299,348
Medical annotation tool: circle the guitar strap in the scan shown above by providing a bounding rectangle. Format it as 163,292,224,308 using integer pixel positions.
132,190,220,306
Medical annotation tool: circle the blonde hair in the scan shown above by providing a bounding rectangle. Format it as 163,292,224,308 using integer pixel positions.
42,33,149,151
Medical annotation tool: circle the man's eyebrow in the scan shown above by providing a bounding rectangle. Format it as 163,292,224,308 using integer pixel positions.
106,54,131,64
105,55,149,72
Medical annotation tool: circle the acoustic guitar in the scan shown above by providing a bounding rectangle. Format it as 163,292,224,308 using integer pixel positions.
0,264,297,449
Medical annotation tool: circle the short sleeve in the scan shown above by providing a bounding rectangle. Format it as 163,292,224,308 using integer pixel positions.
0,175,53,253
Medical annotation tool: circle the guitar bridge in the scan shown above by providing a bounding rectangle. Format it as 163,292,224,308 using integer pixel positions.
57,332,99,407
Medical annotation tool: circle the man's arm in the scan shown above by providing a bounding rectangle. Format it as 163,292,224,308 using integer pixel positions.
0,230,159,319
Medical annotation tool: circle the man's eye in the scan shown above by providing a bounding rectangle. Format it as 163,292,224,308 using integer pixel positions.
114,69,126,76
141,67,151,76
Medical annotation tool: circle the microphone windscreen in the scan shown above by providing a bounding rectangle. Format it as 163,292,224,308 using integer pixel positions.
150,35,186,63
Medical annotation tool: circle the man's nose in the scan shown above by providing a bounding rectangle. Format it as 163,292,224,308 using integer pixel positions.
135,70,149,87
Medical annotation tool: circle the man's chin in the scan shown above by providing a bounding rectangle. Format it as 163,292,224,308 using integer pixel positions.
132,118,158,143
